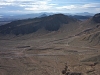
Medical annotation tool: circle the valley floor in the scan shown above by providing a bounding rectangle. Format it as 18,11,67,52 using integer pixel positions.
0,35,100,75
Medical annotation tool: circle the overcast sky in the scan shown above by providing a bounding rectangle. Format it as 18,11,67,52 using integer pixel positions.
0,0,100,14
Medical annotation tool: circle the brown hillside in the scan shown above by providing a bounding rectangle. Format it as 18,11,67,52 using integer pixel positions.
69,13,100,47
0,13,100,75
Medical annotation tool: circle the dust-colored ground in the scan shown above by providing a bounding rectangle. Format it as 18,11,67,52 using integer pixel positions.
0,34,100,75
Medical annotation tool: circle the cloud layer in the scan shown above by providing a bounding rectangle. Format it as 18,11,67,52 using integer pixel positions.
0,0,100,13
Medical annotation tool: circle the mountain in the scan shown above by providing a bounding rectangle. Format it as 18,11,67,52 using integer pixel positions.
0,13,54,26
0,14,79,35
0,13,100,75
69,13,100,47
92,13,100,23
0,13,100,46
75,12,94,16
0,12,93,26
39,14,47,18
69,15,92,21
0,12,53,20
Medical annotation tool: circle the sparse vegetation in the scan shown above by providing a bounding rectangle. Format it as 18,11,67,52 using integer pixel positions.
0,13,100,75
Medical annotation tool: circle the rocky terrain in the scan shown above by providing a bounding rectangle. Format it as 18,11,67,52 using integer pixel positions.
0,13,100,75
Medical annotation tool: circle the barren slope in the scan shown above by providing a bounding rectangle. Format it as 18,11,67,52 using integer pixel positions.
0,13,100,75
69,13,100,47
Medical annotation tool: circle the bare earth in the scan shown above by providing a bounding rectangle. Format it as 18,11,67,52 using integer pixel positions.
0,34,100,75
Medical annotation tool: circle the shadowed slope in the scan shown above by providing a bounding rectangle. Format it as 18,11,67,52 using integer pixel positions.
0,14,78,35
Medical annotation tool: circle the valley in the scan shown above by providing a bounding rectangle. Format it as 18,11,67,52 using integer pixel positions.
0,13,100,75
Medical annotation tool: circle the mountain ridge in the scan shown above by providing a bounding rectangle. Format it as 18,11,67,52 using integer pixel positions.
0,14,79,35
69,13,100,47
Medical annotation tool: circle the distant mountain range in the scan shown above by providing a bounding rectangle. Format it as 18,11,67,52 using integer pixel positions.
0,13,53,26
0,12,94,26
69,15,92,21
75,12,94,16
0,12,94,20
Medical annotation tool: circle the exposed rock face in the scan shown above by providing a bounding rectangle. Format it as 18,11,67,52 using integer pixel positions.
93,13,100,23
